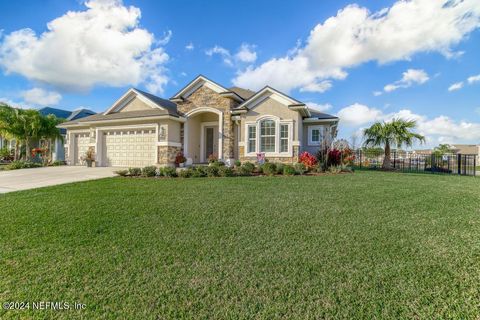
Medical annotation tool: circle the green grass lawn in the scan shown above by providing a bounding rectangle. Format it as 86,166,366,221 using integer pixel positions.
1,172,479,319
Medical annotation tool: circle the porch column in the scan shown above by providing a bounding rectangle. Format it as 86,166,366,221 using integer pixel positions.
218,112,223,160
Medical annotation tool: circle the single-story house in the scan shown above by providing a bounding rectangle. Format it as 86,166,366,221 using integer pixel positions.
0,107,95,161
451,144,480,163
58,75,339,167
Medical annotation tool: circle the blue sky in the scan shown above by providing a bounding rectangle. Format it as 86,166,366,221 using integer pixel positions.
0,0,479,148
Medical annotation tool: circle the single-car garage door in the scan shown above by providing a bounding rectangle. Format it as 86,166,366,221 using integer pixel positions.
102,129,156,167
73,133,90,165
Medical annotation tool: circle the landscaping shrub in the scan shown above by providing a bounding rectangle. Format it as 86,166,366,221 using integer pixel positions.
191,166,207,178
234,160,241,167
237,164,253,176
294,163,307,175
328,165,342,174
299,151,317,168
275,163,285,174
128,167,141,176
49,160,66,166
6,161,42,170
205,165,219,177
261,162,277,176
242,162,255,173
218,166,235,177
141,166,157,177
115,169,129,177
178,168,193,178
283,165,296,176
162,167,178,177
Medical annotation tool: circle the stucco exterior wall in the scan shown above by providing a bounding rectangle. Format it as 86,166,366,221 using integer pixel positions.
117,96,152,113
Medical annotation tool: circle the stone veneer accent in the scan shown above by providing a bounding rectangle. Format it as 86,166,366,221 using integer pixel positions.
239,146,300,164
176,85,238,159
158,146,181,166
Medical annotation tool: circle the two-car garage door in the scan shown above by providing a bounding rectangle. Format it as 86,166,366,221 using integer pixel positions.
102,129,156,167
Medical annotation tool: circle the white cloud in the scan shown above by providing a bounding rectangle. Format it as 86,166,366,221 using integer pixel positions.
205,45,233,66
21,88,62,106
233,0,480,93
206,43,258,67
305,102,332,112
0,0,170,94
299,80,332,93
383,69,429,93
337,103,384,126
337,103,480,145
373,91,383,96
467,74,480,84
234,43,257,63
185,42,194,50
448,81,464,91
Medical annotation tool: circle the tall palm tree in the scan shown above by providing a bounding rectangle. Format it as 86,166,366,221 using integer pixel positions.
363,118,425,169
38,114,64,162
17,109,43,161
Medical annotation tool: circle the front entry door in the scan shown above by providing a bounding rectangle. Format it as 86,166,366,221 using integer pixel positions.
204,126,218,161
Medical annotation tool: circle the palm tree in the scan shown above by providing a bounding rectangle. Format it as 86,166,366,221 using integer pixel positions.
363,118,425,169
0,104,24,160
38,114,64,163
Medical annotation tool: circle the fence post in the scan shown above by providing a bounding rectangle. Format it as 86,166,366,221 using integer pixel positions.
393,151,396,168
474,156,476,177
359,150,362,168
457,154,462,175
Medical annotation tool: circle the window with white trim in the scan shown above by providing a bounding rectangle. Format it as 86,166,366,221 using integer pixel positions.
247,125,256,153
308,125,323,146
280,124,289,153
260,120,276,152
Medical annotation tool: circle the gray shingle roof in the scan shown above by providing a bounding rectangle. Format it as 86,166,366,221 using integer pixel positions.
63,109,174,125
133,88,178,116
308,109,339,120
228,87,256,100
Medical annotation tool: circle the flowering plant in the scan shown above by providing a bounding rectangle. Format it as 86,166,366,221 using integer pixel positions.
31,147,47,158
175,151,186,164
207,153,218,163
298,151,317,168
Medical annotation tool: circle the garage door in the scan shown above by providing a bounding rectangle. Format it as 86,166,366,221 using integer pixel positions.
73,133,90,165
102,129,156,167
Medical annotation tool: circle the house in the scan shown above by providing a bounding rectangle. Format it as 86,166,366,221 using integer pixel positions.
58,75,339,167
39,107,96,161
451,144,480,163
0,107,96,161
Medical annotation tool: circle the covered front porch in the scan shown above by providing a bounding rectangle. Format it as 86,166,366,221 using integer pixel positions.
183,107,224,164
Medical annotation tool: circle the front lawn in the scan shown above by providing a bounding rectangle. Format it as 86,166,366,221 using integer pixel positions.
1,172,479,319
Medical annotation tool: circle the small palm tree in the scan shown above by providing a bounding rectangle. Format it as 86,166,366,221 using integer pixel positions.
363,118,425,169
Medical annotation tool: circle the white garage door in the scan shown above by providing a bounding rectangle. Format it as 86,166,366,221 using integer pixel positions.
102,129,156,167
73,133,90,165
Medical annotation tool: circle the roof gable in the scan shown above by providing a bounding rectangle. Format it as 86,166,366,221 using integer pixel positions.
103,88,177,116
171,75,229,100
233,86,311,117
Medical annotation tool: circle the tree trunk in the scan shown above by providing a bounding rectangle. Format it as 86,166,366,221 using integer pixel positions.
25,137,31,161
14,140,20,161
383,142,392,169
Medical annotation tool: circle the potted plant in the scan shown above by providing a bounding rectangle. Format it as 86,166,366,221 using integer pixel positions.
83,147,95,167
175,151,186,167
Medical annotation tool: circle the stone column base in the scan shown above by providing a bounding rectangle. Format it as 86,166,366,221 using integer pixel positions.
158,146,181,166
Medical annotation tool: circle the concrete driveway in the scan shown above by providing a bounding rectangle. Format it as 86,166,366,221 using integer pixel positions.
0,166,120,193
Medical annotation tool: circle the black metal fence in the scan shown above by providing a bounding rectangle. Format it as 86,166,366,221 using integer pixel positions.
353,150,477,176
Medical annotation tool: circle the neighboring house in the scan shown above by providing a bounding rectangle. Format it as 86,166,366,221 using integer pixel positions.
0,107,96,161
451,144,480,163
38,107,96,161
59,75,339,167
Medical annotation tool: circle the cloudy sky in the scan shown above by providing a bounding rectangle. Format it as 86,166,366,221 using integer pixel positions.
0,0,479,148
